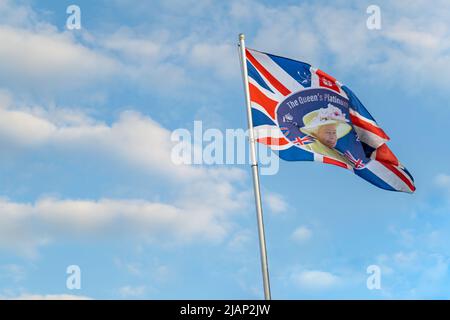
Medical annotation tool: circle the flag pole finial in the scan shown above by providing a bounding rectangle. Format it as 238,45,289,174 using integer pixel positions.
239,33,245,41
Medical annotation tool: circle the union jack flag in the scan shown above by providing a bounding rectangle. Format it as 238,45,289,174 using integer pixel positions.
242,47,415,193
344,151,365,169
293,135,314,146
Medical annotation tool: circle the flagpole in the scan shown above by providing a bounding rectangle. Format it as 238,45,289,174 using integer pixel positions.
238,33,272,300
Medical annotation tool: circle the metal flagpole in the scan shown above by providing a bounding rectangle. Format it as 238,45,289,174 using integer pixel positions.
238,33,272,300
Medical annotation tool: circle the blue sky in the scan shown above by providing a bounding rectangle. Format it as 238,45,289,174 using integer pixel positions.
0,0,450,299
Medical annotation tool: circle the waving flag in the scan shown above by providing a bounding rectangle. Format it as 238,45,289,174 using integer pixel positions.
245,48,415,193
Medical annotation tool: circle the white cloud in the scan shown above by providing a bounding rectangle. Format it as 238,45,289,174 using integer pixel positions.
114,259,143,277
0,264,26,282
0,2,186,94
114,257,172,284
0,193,246,257
3,0,450,97
98,27,190,91
8,293,91,300
102,29,163,62
393,251,418,267
421,255,448,283
118,285,146,298
375,250,450,298
292,270,340,290
435,173,450,189
230,0,450,90
0,107,56,146
291,226,312,243
0,103,208,180
0,0,39,28
189,43,238,79
227,229,252,251
0,26,119,92
264,192,288,214
0,98,252,256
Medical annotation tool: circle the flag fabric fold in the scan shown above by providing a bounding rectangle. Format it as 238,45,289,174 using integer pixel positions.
245,48,415,193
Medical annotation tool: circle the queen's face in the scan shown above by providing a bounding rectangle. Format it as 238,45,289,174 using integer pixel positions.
317,124,338,148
